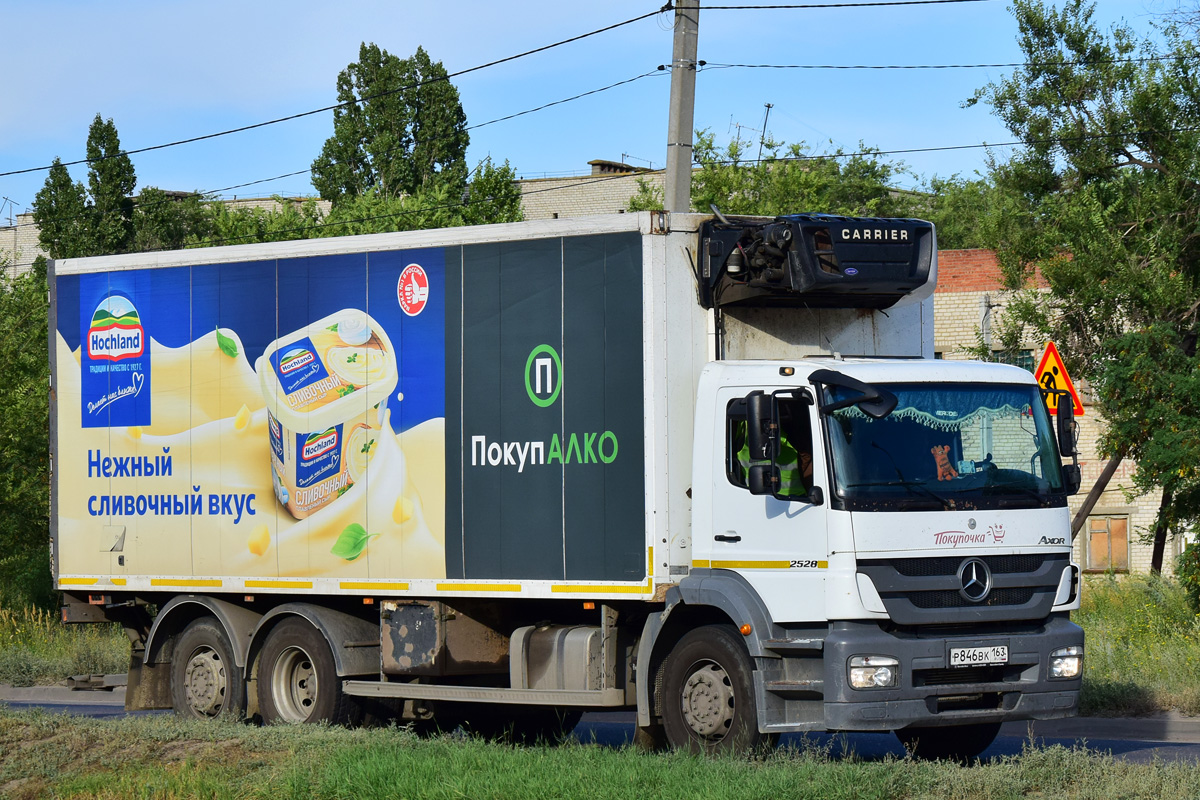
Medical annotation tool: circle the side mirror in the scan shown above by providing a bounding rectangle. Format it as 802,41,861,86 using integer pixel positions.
1056,391,1077,457
748,464,779,496
1062,464,1081,496
746,391,778,462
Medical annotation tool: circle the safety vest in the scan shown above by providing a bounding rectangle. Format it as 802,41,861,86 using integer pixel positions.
736,426,806,497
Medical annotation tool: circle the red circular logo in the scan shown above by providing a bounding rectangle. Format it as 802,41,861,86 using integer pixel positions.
398,264,430,316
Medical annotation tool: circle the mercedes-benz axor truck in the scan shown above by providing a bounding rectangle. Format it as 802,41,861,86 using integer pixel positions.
51,210,1083,758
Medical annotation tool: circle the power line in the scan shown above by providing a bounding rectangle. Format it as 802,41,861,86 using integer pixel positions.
0,5,671,180
9,125,1194,271
702,53,1199,70
467,70,664,132
703,0,991,8
6,68,667,230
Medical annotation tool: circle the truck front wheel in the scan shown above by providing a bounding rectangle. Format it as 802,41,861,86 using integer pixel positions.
661,625,774,754
171,617,246,720
895,722,1002,762
257,617,362,726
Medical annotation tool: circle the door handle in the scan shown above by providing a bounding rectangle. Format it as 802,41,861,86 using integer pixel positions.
714,534,742,543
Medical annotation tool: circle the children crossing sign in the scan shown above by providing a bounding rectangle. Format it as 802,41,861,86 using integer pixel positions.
1035,341,1084,416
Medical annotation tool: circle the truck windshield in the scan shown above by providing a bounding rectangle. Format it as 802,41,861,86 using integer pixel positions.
823,382,1066,510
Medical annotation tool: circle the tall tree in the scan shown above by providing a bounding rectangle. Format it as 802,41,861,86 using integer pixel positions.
34,114,137,258
34,115,216,259
972,0,1200,570
311,44,469,204
32,159,90,259
85,114,137,255
0,256,52,609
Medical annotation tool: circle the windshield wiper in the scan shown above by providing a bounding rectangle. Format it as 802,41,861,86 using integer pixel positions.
845,480,955,510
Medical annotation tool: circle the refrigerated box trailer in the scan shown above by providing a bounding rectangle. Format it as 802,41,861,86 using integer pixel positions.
52,210,1084,758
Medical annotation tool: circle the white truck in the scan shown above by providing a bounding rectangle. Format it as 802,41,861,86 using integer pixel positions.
52,210,1083,758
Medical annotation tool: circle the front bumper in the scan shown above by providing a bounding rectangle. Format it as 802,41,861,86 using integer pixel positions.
821,614,1083,732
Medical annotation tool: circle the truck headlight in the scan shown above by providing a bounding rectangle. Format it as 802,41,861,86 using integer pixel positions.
849,655,899,689
1049,645,1083,679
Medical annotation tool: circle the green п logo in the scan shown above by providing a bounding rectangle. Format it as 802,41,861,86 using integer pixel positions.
525,344,562,408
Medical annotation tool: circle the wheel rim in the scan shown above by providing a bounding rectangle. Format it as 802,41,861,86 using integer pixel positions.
679,659,736,741
270,645,319,723
182,646,228,717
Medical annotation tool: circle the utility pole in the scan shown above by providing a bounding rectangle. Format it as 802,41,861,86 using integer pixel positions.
665,0,699,213
756,103,773,164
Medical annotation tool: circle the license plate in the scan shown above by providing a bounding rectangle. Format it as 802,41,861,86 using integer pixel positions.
949,644,1009,667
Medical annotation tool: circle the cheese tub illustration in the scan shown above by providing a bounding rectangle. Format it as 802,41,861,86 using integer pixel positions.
257,309,398,519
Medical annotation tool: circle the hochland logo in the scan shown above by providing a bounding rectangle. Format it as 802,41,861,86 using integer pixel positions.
302,428,340,461
525,344,562,407
87,295,145,361
279,347,316,375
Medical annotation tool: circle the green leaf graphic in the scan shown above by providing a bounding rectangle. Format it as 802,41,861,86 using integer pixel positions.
330,523,378,561
215,328,238,358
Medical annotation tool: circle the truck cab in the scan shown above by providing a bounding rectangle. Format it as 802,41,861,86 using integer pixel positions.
644,213,1083,758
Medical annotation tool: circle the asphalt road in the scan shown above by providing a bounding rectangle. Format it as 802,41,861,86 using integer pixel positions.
6,685,1200,764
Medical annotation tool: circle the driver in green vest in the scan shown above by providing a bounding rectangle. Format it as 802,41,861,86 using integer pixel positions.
734,411,813,497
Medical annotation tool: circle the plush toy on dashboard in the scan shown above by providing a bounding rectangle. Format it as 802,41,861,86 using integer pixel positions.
931,445,959,481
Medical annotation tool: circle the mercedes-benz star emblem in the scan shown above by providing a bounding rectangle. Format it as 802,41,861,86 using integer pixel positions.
958,558,992,603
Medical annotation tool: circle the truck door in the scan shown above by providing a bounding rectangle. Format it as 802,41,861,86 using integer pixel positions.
703,387,830,622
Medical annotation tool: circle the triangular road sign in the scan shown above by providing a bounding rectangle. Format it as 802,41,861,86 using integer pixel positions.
1035,341,1083,416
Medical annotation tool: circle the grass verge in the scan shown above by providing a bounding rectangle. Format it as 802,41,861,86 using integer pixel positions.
1075,573,1200,716
0,606,128,687
3,708,1200,800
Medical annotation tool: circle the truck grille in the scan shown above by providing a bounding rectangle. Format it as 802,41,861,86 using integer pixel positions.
909,587,1036,609
889,554,1046,577
915,666,1007,686
858,554,1067,625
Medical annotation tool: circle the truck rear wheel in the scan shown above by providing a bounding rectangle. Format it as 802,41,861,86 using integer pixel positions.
661,625,774,754
895,722,1002,762
171,617,246,720
257,617,362,726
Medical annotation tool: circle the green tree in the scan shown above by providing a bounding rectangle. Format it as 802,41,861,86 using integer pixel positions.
134,189,212,252
33,115,208,259
85,115,136,255
32,159,90,259
629,131,917,219
909,175,1003,251
0,256,52,609
972,0,1200,570
311,44,469,204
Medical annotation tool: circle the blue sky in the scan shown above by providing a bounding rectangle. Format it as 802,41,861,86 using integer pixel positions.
0,0,1169,224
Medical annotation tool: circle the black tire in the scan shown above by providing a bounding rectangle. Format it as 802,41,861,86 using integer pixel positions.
257,617,363,726
895,722,1002,762
170,616,246,720
661,625,775,754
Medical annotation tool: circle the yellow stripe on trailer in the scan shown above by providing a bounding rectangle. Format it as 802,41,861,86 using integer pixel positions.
436,583,522,593
340,581,410,592
245,580,313,590
550,582,653,595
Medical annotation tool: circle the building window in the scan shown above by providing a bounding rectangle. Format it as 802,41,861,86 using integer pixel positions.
993,348,1035,373
1086,515,1129,572
933,351,944,360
